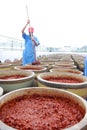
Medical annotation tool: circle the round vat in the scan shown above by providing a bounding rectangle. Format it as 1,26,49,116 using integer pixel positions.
14,65,47,78
0,87,87,130
54,61,74,65
53,64,77,69
0,70,35,92
50,68,83,75
0,87,3,96
37,72,87,99
0,63,12,71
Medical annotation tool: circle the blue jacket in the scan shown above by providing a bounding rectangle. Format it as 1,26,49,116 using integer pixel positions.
22,33,40,65
84,56,87,76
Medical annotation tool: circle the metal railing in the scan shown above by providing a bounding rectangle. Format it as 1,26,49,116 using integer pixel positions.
0,35,24,51
0,35,45,52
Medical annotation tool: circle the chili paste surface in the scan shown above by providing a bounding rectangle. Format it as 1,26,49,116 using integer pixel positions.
43,76,83,83
0,94,85,130
0,75,26,80
21,67,43,70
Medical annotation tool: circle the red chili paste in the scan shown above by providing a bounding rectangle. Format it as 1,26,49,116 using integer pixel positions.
0,94,85,130
21,67,42,70
59,65,72,67
0,75,26,80
67,70,80,74
44,76,83,83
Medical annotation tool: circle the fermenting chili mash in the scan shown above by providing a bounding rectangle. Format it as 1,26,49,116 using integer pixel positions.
0,75,26,80
21,67,43,70
43,76,83,83
0,94,85,130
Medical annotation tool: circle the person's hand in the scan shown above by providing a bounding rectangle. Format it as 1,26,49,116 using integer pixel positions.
27,19,30,25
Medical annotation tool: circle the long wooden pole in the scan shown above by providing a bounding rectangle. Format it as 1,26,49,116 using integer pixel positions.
26,5,30,27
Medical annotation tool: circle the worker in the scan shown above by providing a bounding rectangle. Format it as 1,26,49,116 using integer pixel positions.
21,19,40,65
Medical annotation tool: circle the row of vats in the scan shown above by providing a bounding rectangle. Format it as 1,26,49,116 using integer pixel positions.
0,53,87,130
0,53,86,96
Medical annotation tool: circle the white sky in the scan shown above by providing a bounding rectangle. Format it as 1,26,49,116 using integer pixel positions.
0,0,87,47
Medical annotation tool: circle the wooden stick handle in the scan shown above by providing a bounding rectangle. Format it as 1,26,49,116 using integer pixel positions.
26,5,30,27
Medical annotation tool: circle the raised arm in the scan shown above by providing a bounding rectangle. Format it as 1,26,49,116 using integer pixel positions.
21,19,30,34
